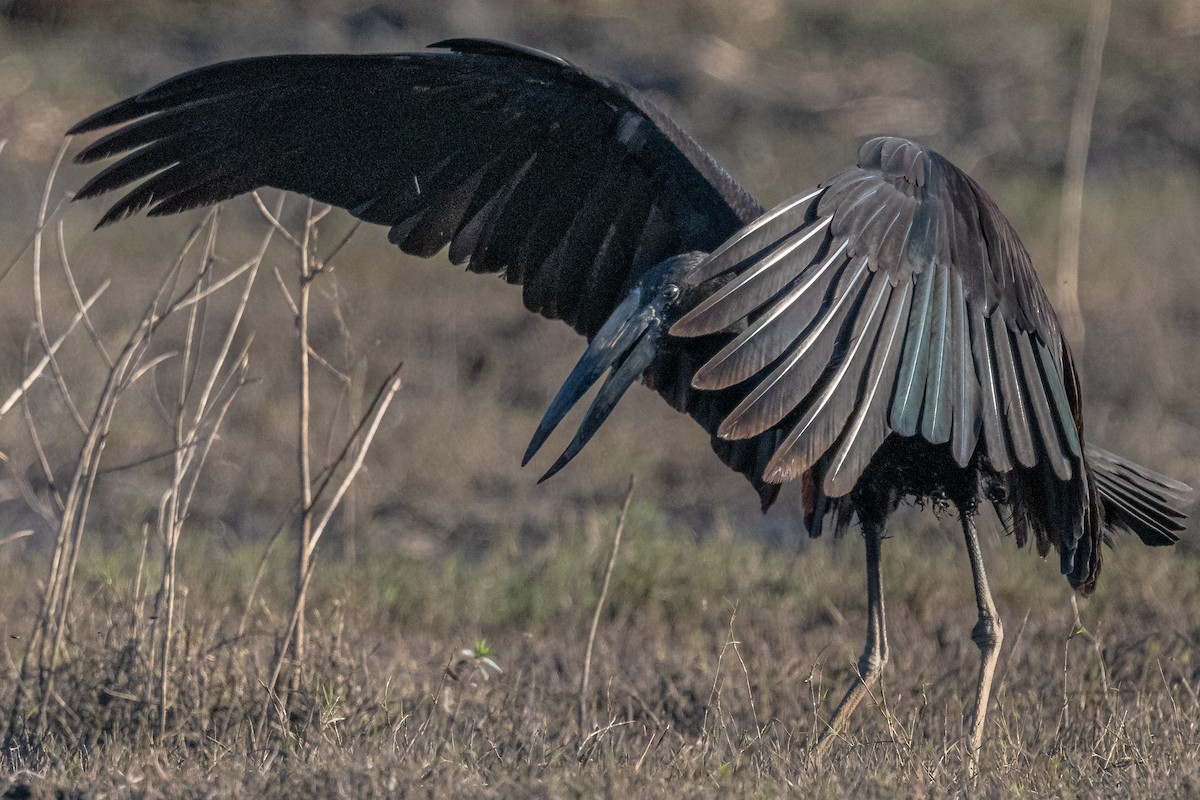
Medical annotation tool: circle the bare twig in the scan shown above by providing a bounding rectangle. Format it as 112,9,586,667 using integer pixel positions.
0,282,109,419
55,219,113,368
0,195,71,288
0,530,34,547
292,201,318,676
1069,594,1110,697
149,208,268,740
253,199,389,729
262,360,404,719
31,140,87,434
18,334,62,515
307,365,403,561
252,191,302,251
579,477,636,738
727,606,762,738
237,508,298,641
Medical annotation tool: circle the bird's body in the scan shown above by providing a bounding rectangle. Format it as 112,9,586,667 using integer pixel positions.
68,38,1189,764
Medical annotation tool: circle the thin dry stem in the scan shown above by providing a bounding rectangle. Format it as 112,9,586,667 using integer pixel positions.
149,207,266,740
252,191,302,252
55,219,113,368
579,477,635,737
293,200,318,675
307,365,403,561
0,282,109,419
31,140,87,434
262,359,404,718
1055,0,1110,350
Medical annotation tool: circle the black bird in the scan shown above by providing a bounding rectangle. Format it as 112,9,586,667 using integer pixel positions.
67,39,1189,760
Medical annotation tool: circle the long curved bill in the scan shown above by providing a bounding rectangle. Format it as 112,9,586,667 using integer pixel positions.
523,289,662,482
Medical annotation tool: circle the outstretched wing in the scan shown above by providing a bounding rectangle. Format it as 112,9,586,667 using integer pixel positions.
69,38,760,339
673,137,1081,497
70,38,789,503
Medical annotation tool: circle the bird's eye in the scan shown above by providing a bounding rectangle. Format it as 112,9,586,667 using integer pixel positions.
662,284,680,301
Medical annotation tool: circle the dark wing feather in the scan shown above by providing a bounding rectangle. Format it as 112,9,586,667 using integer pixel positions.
920,263,953,444
70,38,760,341
715,253,867,440
824,277,913,495
765,274,894,484
971,308,1012,472
676,216,833,339
1016,333,1072,480
890,260,935,436
948,271,979,467
691,234,844,391
989,312,1037,467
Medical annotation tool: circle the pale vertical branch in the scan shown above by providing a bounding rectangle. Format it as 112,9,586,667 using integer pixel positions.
579,478,636,737
265,197,336,701
293,200,318,678
1056,0,1111,351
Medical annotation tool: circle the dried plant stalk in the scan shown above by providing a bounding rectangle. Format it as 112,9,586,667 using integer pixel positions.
1056,0,1111,350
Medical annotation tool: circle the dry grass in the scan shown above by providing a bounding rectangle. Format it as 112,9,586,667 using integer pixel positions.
1,510,1198,797
1,2,1199,797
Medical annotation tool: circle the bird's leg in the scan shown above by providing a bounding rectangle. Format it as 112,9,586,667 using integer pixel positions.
961,513,1003,772
815,518,888,750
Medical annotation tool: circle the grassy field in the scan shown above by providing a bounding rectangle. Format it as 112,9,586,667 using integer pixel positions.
1,1,1199,796
2,503,1198,796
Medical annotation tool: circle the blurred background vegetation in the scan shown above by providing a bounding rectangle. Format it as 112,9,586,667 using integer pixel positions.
1,0,1196,559
0,1,1198,794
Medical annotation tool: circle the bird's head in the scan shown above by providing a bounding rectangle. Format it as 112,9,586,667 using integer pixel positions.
521,251,710,480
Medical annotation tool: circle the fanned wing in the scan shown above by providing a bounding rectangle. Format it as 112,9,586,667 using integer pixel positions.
69,38,760,340
672,136,1085,497
70,38,792,502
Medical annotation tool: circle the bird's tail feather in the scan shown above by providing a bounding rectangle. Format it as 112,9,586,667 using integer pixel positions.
1087,444,1190,546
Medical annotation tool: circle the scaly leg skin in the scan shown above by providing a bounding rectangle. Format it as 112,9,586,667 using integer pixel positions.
814,519,888,754
961,514,1003,776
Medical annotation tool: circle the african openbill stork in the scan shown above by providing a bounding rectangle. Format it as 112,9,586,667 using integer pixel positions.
67,38,1189,761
